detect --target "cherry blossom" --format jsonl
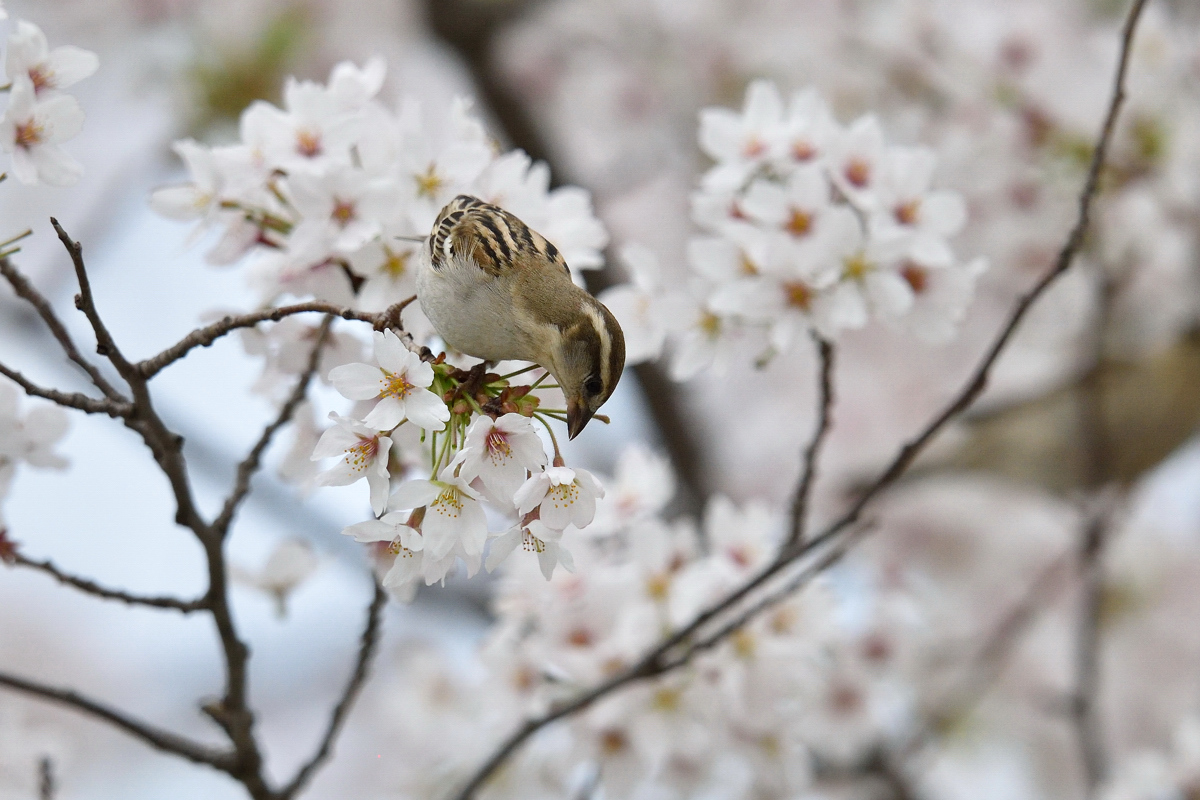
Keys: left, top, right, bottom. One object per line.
{"left": 343, "top": 512, "right": 427, "bottom": 599}
{"left": 327, "top": 330, "right": 449, "bottom": 432}
{"left": 0, "top": 81, "right": 85, "bottom": 186}
{"left": 4, "top": 20, "right": 97, "bottom": 96}
{"left": 309, "top": 413, "right": 393, "bottom": 515}
{"left": 698, "top": 79, "right": 784, "bottom": 192}
{"left": 486, "top": 520, "right": 575, "bottom": 580}
{"left": 388, "top": 469, "right": 488, "bottom": 563}
{"left": 514, "top": 465, "right": 605, "bottom": 532}
{"left": 455, "top": 413, "right": 548, "bottom": 505}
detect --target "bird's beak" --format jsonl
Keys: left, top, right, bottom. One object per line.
{"left": 567, "top": 399, "right": 594, "bottom": 440}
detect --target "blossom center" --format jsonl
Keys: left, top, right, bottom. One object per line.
{"left": 843, "top": 252, "right": 873, "bottom": 280}
{"left": 567, "top": 627, "right": 594, "bottom": 647}
{"left": 386, "top": 540, "right": 416, "bottom": 558}
{"left": 485, "top": 429, "right": 513, "bottom": 461}
{"left": 415, "top": 164, "right": 444, "bottom": 198}
{"left": 830, "top": 683, "right": 864, "bottom": 715}
{"left": 432, "top": 487, "right": 465, "bottom": 518}
{"left": 645, "top": 573, "right": 670, "bottom": 600}
{"left": 786, "top": 208, "right": 813, "bottom": 237}
{"left": 600, "top": 729, "right": 629, "bottom": 755}
{"left": 295, "top": 129, "right": 323, "bottom": 158}
{"left": 699, "top": 311, "right": 722, "bottom": 336}
{"left": 791, "top": 139, "right": 816, "bottom": 161}
{"left": 331, "top": 199, "right": 357, "bottom": 227}
{"left": 380, "top": 369, "right": 414, "bottom": 400}
{"left": 28, "top": 65, "right": 55, "bottom": 93}
{"left": 901, "top": 262, "right": 929, "bottom": 293}
{"left": 894, "top": 199, "right": 921, "bottom": 225}
{"left": 742, "top": 137, "right": 767, "bottom": 158}
{"left": 739, "top": 253, "right": 759, "bottom": 276}
{"left": 782, "top": 281, "right": 813, "bottom": 310}
{"left": 383, "top": 248, "right": 409, "bottom": 277}
{"left": 732, "top": 629, "right": 756, "bottom": 658}
{"left": 521, "top": 528, "right": 546, "bottom": 553}
{"left": 843, "top": 157, "right": 871, "bottom": 188}
{"left": 346, "top": 436, "right": 379, "bottom": 473}
{"left": 651, "top": 688, "right": 681, "bottom": 712}
{"left": 547, "top": 482, "right": 580, "bottom": 511}
{"left": 14, "top": 120, "right": 44, "bottom": 149}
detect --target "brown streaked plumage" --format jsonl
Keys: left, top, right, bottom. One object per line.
{"left": 417, "top": 195, "right": 625, "bottom": 439}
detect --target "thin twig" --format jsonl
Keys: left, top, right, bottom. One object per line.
{"left": 785, "top": 335, "right": 835, "bottom": 548}
{"left": 211, "top": 317, "right": 333, "bottom": 537}
{"left": 1073, "top": 510, "right": 1112, "bottom": 793}
{"left": 0, "top": 361, "right": 130, "bottom": 417}
{"left": 0, "top": 670, "right": 235, "bottom": 770}
{"left": 449, "top": 1, "right": 1149, "bottom": 794}
{"left": 0, "top": 258, "right": 125, "bottom": 401}
{"left": 137, "top": 297, "right": 415, "bottom": 379}
{"left": 38, "top": 756, "right": 55, "bottom": 800}
{"left": 1071, "top": 274, "right": 1120, "bottom": 796}
{"left": 51, "top": 219, "right": 137, "bottom": 381}
{"left": 279, "top": 578, "right": 388, "bottom": 799}
{"left": 10, "top": 552, "right": 208, "bottom": 613}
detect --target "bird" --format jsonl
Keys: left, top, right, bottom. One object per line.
{"left": 416, "top": 194, "right": 626, "bottom": 440}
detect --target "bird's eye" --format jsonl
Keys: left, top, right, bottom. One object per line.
{"left": 584, "top": 376, "right": 603, "bottom": 396}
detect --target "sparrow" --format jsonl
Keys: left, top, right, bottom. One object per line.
{"left": 416, "top": 194, "right": 626, "bottom": 440}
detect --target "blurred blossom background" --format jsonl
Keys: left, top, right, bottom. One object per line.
{"left": 1, "top": 0, "right": 1200, "bottom": 799}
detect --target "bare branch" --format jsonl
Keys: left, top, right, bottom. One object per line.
{"left": 449, "top": 1, "right": 1150, "bottom": 794}
{"left": 0, "top": 258, "right": 125, "bottom": 401}
{"left": 10, "top": 552, "right": 207, "bottom": 613}
{"left": 38, "top": 756, "right": 55, "bottom": 800}
{"left": 1073, "top": 509, "right": 1113, "bottom": 793}
{"left": 0, "top": 361, "right": 130, "bottom": 417}
{"left": 137, "top": 297, "right": 414, "bottom": 379}
{"left": 212, "top": 317, "right": 333, "bottom": 537}
{"left": 0, "top": 670, "right": 235, "bottom": 770}
{"left": 50, "top": 219, "right": 138, "bottom": 381}
{"left": 785, "top": 335, "right": 835, "bottom": 548}
{"left": 280, "top": 578, "right": 388, "bottom": 800}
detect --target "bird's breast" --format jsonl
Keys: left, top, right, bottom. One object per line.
{"left": 416, "top": 252, "right": 544, "bottom": 363}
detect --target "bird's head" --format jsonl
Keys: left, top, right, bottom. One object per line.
{"left": 547, "top": 297, "right": 626, "bottom": 440}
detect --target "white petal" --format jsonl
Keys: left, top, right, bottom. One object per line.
{"left": 389, "top": 480, "right": 441, "bottom": 510}
{"left": 329, "top": 362, "right": 385, "bottom": 400}
{"left": 342, "top": 519, "right": 395, "bottom": 543}
{"left": 401, "top": 388, "right": 450, "bottom": 431}
{"left": 362, "top": 396, "right": 407, "bottom": 431}
{"left": 485, "top": 528, "right": 521, "bottom": 572}
{"left": 45, "top": 46, "right": 99, "bottom": 89}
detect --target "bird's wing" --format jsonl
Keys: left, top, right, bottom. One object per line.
{"left": 430, "top": 194, "right": 571, "bottom": 279}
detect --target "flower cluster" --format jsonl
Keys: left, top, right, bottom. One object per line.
{"left": 0, "top": 19, "right": 97, "bottom": 186}
{"left": 601, "top": 80, "right": 985, "bottom": 378}
{"left": 0, "top": 379, "right": 69, "bottom": 534}
{"left": 314, "top": 330, "right": 604, "bottom": 600}
{"left": 376, "top": 444, "right": 928, "bottom": 797}
{"left": 150, "top": 59, "right": 616, "bottom": 596}
{"left": 150, "top": 58, "right": 607, "bottom": 320}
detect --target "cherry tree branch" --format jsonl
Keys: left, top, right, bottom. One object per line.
{"left": 0, "top": 361, "right": 130, "bottom": 416}
{"left": 450, "top": 0, "right": 1149, "bottom": 794}
{"left": 211, "top": 317, "right": 333, "bottom": 537}
{"left": 0, "top": 257, "right": 125, "bottom": 401}
{"left": 0, "top": 670, "right": 235, "bottom": 770}
{"left": 136, "top": 298, "right": 414, "bottom": 379}
{"left": 785, "top": 335, "right": 835, "bottom": 548}
{"left": 279, "top": 578, "right": 388, "bottom": 800}
{"left": 9, "top": 551, "right": 208, "bottom": 613}
{"left": 45, "top": 221, "right": 274, "bottom": 796}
